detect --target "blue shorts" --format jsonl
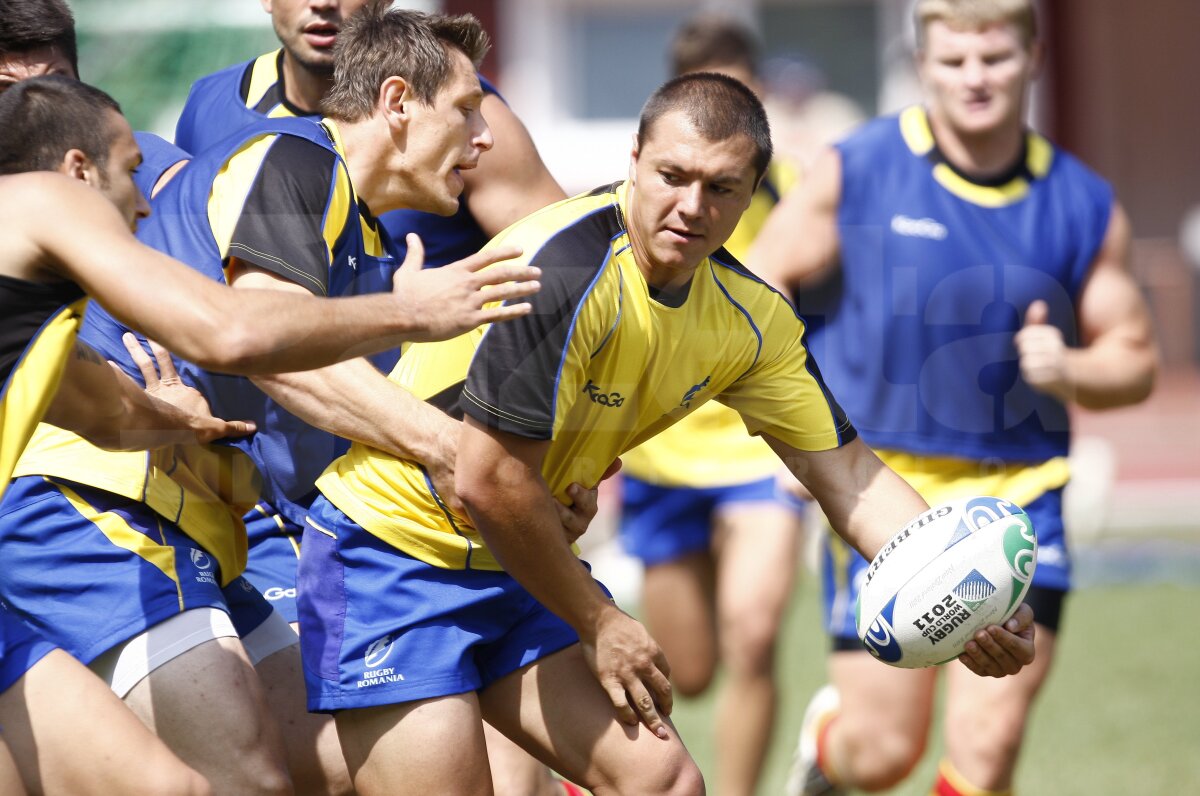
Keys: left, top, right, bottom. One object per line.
{"left": 0, "top": 476, "right": 274, "bottom": 663}
{"left": 0, "top": 605, "right": 56, "bottom": 694}
{"left": 822, "top": 487, "right": 1069, "bottom": 642}
{"left": 243, "top": 504, "right": 303, "bottom": 624}
{"left": 298, "top": 495, "right": 604, "bottom": 713}
{"left": 619, "top": 474, "right": 804, "bottom": 566}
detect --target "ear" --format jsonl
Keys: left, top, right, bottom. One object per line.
{"left": 628, "top": 132, "right": 641, "bottom": 183}
{"left": 380, "top": 75, "right": 412, "bottom": 126}
{"left": 58, "top": 148, "right": 92, "bottom": 184}
{"left": 1028, "top": 40, "right": 1046, "bottom": 80}
{"left": 259, "top": 0, "right": 273, "bottom": 14}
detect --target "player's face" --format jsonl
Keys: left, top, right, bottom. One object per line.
{"left": 263, "top": 0, "right": 370, "bottom": 73}
{"left": 401, "top": 48, "right": 493, "bottom": 216}
{"left": 0, "top": 46, "right": 75, "bottom": 92}
{"left": 918, "top": 21, "right": 1037, "bottom": 138}
{"left": 627, "top": 109, "right": 757, "bottom": 279}
{"left": 94, "top": 111, "right": 151, "bottom": 231}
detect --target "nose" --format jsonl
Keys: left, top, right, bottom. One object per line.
{"left": 135, "top": 187, "right": 151, "bottom": 220}
{"left": 963, "top": 56, "right": 986, "bottom": 89}
{"left": 676, "top": 182, "right": 703, "bottom": 220}
{"left": 472, "top": 110, "right": 494, "bottom": 153}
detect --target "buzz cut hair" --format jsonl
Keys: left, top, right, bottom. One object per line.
{"left": 0, "top": 0, "right": 79, "bottom": 75}
{"left": 637, "top": 72, "right": 773, "bottom": 183}
{"left": 669, "top": 13, "right": 761, "bottom": 79}
{"left": 322, "top": 2, "right": 490, "bottom": 123}
{"left": 913, "top": 0, "right": 1038, "bottom": 51}
{"left": 0, "top": 75, "right": 122, "bottom": 176}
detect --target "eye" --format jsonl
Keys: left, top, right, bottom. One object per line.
{"left": 709, "top": 183, "right": 733, "bottom": 196}
{"left": 659, "top": 171, "right": 680, "bottom": 185}
{"left": 939, "top": 57, "right": 965, "bottom": 68}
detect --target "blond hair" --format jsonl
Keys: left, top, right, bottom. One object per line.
{"left": 913, "top": 0, "right": 1038, "bottom": 50}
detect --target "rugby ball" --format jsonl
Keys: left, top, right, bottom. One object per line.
{"left": 855, "top": 496, "right": 1037, "bottom": 668}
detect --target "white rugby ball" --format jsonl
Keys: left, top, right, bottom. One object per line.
{"left": 855, "top": 496, "right": 1037, "bottom": 668}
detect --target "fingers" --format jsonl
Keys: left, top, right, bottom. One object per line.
{"left": 626, "top": 682, "right": 669, "bottom": 740}
{"left": 212, "top": 419, "right": 256, "bottom": 440}
{"left": 959, "top": 604, "right": 1037, "bottom": 677}
{"left": 146, "top": 338, "right": 178, "bottom": 381}
{"left": 122, "top": 332, "right": 159, "bottom": 386}
{"left": 1024, "top": 299, "right": 1049, "bottom": 326}
{"left": 566, "top": 482, "right": 599, "bottom": 524}
{"left": 478, "top": 276, "right": 541, "bottom": 304}
{"left": 458, "top": 245, "right": 524, "bottom": 273}
{"left": 475, "top": 303, "right": 534, "bottom": 324}
{"left": 602, "top": 680, "right": 639, "bottom": 728}
{"left": 396, "top": 233, "right": 427, "bottom": 276}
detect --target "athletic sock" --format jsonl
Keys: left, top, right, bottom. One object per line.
{"left": 931, "top": 759, "right": 1012, "bottom": 796}
{"left": 815, "top": 713, "right": 841, "bottom": 787}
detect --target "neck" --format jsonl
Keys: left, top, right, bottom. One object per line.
{"left": 926, "top": 109, "right": 1026, "bottom": 179}
{"left": 280, "top": 53, "right": 333, "bottom": 114}
{"left": 334, "top": 118, "right": 386, "bottom": 214}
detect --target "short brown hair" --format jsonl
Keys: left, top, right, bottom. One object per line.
{"left": 638, "top": 73, "right": 773, "bottom": 182}
{"left": 0, "top": 0, "right": 79, "bottom": 75}
{"left": 914, "top": 0, "right": 1038, "bottom": 50}
{"left": 669, "top": 14, "right": 760, "bottom": 78}
{"left": 0, "top": 75, "right": 121, "bottom": 176}
{"left": 322, "top": 3, "right": 490, "bottom": 123}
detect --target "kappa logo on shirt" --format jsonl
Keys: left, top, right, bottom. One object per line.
{"left": 347, "top": 255, "right": 358, "bottom": 270}
{"left": 582, "top": 379, "right": 625, "bottom": 408}
{"left": 890, "top": 214, "right": 948, "bottom": 240}
{"left": 679, "top": 375, "right": 712, "bottom": 409}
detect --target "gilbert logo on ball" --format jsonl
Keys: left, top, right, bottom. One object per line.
{"left": 855, "top": 496, "right": 1037, "bottom": 668}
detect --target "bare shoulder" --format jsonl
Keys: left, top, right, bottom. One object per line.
{"left": 0, "top": 172, "right": 125, "bottom": 283}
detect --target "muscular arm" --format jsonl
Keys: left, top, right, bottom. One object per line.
{"left": 456, "top": 417, "right": 673, "bottom": 736}
{"left": 13, "top": 173, "right": 536, "bottom": 375}
{"left": 765, "top": 434, "right": 1035, "bottom": 676}
{"left": 748, "top": 146, "right": 843, "bottom": 291}
{"left": 43, "top": 340, "right": 249, "bottom": 450}
{"left": 1015, "top": 203, "right": 1158, "bottom": 409}
{"left": 231, "top": 265, "right": 460, "bottom": 494}
{"left": 462, "top": 93, "right": 567, "bottom": 236}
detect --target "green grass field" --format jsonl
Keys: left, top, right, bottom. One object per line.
{"left": 666, "top": 577, "right": 1200, "bottom": 795}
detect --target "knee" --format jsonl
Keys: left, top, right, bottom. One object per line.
{"left": 670, "top": 658, "right": 715, "bottom": 697}
{"left": 843, "top": 723, "right": 926, "bottom": 792}
{"left": 719, "top": 616, "right": 778, "bottom": 677}
{"left": 140, "top": 763, "right": 213, "bottom": 796}
{"left": 600, "top": 743, "right": 705, "bottom": 796}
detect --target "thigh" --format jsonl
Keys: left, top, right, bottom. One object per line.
{"left": 480, "top": 644, "right": 702, "bottom": 795}
{"left": 713, "top": 498, "right": 802, "bottom": 655}
{"left": 336, "top": 693, "right": 492, "bottom": 796}
{"left": 1, "top": 649, "right": 203, "bottom": 796}
{"left": 829, "top": 649, "right": 938, "bottom": 742}
{"left": 123, "top": 635, "right": 288, "bottom": 786}
{"left": 639, "top": 551, "right": 716, "bottom": 691}
{"left": 0, "top": 736, "right": 25, "bottom": 796}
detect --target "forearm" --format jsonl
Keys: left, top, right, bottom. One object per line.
{"left": 458, "top": 431, "right": 613, "bottom": 635}
{"left": 1061, "top": 336, "right": 1157, "bottom": 409}
{"left": 45, "top": 348, "right": 195, "bottom": 450}
{"left": 252, "top": 357, "right": 454, "bottom": 464}
{"left": 768, "top": 437, "right": 928, "bottom": 559}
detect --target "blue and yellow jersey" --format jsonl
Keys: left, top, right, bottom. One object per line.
{"left": 131, "top": 131, "right": 189, "bottom": 202}
{"left": 622, "top": 159, "right": 797, "bottom": 487}
{"left": 175, "top": 50, "right": 498, "bottom": 269}
{"left": 0, "top": 276, "right": 85, "bottom": 500}
{"left": 316, "top": 181, "right": 855, "bottom": 570}
{"left": 14, "top": 116, "right": 395, "bottom": 581}
{"left": 801, "top": 105, "right": 1113, "bottom": 465}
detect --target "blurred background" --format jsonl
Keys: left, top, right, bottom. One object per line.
{"left": 71, "top": 0, "right": 1200, "bottom": 792}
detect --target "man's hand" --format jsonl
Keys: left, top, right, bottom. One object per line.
{"left": 579, "top": 605, "right": 674, "bottom": 739}
{"left": 1015, "top": 300, "right": 1071, "bottom": 402}
{"left": 121, "top": 333, "right": 255, "bottom": 444}
{"left": 957, "top": 602, "right": 1036, "bottom": 677}
{"left": 392, "top": 234, "right": 539, "bottom": 342}
{"left": 556, "top": 459, "right": 622, "bottom": 544}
